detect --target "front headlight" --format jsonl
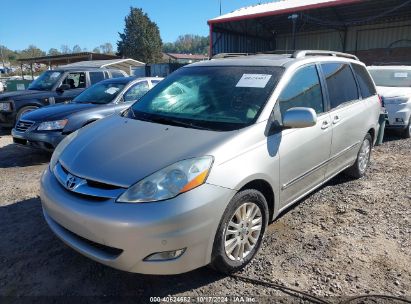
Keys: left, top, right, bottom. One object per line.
{"left": 117, "top": 156, "right": 214, "bottom": 203}
{"left": 0, "top": 101, "right": 12, "bottom": 111}
{"left": 49, "top": 130, "right": 79, "bottom": 170}
{"left": 38, "top": 119, "right": 68, "bottom": 131}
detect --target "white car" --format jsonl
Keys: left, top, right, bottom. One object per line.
{"left": 368, "top": 66, "right": 411, "bottom": 138}
{"left": 0, "top": 81, "right": 4, "bottom": 93}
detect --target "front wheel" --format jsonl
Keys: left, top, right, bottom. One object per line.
{"left": 16, "top": 106, "right": 39, "bottom": 123}
{"left": 210, "top": 189, "right": 268, "bottom": 274}
{"left": 345, "top": 134, "right": 372, "bottom": 179}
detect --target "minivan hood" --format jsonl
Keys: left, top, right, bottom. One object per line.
{"left": 376, "top": 86, "right": 411, "bottom": 98}
{"left": 0, "top": 89, "right": 44, "bottom": 100}
{"left": 21, "top": 103, "right": 96, "bottom": 122}
{"left": 59, "top": 115, "right": 236, "bottom": 187}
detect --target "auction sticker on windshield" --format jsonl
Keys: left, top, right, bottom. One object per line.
{"left": 236, "top": 74, "right": 272, "bottom": 88}
{"left": 105, "top": 87, "right": 120, "bottom": 95}
{"left": 394, "top": 72, "right": 408, "bottom": 78}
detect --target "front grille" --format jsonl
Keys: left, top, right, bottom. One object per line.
{"left": 54, "top": 162, "right": 125, "bottom": 199}
{"left": 15, "top": 120, "right": 34, "bottom": 132}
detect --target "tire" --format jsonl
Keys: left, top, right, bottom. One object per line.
{"left": 402, "top": 117, "right": 411, "bottom": 139}
{"left": 16, "top": 106, "right": 39, "bottom": 124}
{"left": 345, "top": 134, "right": 372, "bottom": 179}
{"left": 210, "top": 189, "right": 268, "bottom": 274}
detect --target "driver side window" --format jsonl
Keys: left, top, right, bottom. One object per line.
{"left": 123, "top": 81, "right": 149, "bottom": 102}
{"left": 278, "top": 65, "right": 324, "bottom": 116}
{"left": 62, "top": 72, "right": 86, "bottom": 89}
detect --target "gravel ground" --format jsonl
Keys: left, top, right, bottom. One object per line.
{"left": 0, "top": 128, "right": 410, "bottom": 303}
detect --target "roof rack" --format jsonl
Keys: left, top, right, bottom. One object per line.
{"left": 292, "top": 50, "right": 359, "bottom": 61}
{"left": 212, "top": 53, "right": 256, "bottom": 59}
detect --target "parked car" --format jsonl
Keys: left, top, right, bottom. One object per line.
{"left": 0, "top": 81, "right": 3, "bottom": 93}
{"left": 40, "top": 51, "right": 380, "bottom": 275}
{"left": 368, "top": 66, "right": 411, "bottom": 138}
{"left": 11, "top": 77, "right": 162, "bottom": 151}
{"left": 0, "top": 67, "right": 127, "bottom": 128}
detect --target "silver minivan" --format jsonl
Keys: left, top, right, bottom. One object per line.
{"left": 40, "top": 51, "right": 381, "bottom": 274}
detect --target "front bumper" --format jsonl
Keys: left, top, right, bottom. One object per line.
{"left": 12, "top": 128, "right": 65, "bottom": 151}
{"left": 40, "top": 168, "right": 235, "bottom": 274}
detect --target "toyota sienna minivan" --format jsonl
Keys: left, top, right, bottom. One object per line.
{"left": 40, "top": 50, "right": 381, "bottom": 274}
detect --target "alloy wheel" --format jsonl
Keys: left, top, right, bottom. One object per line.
{"left": 224, "top": 202, "right": 262, "bottom": 261}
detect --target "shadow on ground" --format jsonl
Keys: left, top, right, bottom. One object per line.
{"left": 0, "top": 144, "right": 50, "bottom": 168}
{"left": 382, "top": 129, "right": 407, "bottom": 143}
{"left": 0, "top": 197, "right": 225, "bottom": 297}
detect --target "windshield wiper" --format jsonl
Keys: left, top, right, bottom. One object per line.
{"left": 148, "top": 116, "right": 212, "bottom": 130}
{"left": 133, "top": 112, "right": 210, "bottom": 130}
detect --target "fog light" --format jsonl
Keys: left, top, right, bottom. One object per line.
{"left": 144, "top": 248, "right": 186, "bottom": 261}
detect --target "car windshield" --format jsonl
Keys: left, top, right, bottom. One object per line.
{"left": 28, "top": 70, "right": 63, "bottom": 90}
{"left": 127, "top": 66, "right": 283, "bottom": 131}
{"left": 73, "top": 82, "right": 126, "bottom": 104}
{"left": 369, "top": 69, "right": 411, "bottom": 87}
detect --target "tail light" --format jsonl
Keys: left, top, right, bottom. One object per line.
{"left": 378, "top": 94, "right": 384, "bottom": 107}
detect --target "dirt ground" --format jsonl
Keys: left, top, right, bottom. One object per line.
{"left": 0, "top": 128, "right": 410, "bottom": 303}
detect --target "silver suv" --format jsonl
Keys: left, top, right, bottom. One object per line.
{"left": 40, "top": 50, "right": 381, "bottom": 274}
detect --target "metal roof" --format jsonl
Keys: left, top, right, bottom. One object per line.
{"left": 62, "top": 58, "right": 145, "bottom": 69}
{"left": 61, "top": 59, "right": 145, "bottom": 76}
{"left": 208, "top": 0, "right": 362, "bottom": 24}
{"left": 17, "top": 52, "right": 120, "bottom": 65}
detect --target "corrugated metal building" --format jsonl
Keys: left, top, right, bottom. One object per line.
{"left": 208, "top": 0, "right": 411, "bottom": 64}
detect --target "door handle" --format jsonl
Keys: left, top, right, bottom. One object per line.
{"left": 321, "top": 120, "right": 330, "bottom": 130}
{"left": 333, "top": 115, "right": 341, "bottom": 124}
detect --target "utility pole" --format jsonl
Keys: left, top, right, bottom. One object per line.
{"left": 219, "top": 0, "right": 222, "bottom": 15}
{"left": 288, "top": 14, "right": 298, "bottom": 51}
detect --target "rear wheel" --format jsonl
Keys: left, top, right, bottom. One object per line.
{"left": 345, "top": 134, "right": 372, "bottom": 179}
{"left": 16, "top": 106, "right": 39, "bottom": 124}
{"left": 210, "top": 189, "right": 268, "bottom": 274}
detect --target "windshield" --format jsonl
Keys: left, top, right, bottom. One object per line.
{"left": 28, "top": 70, "right": 63, "bottom": 90}
{"left": 73, "top": 82, "right": 126, "bottom": 104}
{"left": 127, "top": 66, "right": 283, "bottom": 131}
{"left": 369, "top": 69, "right": 411, "bottom": 87}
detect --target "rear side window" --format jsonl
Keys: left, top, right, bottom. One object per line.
{"left": 111, "top": 71, "right": 125, "bottom": 78}
{"left": 352, "top": 64, "right": 376, "bottom": 98}
{"left": 278, "top": 65, "right": 324, "bottom": 115}
{"left": 321, "top": 63, "right": 359, "bottom": 109}
{"left": 89, "top": 72, "right": 105, "bottom": 85}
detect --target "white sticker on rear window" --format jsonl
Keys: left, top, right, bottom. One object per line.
{"left": 105, "top": 87, "right": 120, "bottom": 95}
{"left": 236, "top": 74, "right": 272, "bottom": 88}
{"left": 394, "top": 72, "right": 408, "bottom": 78}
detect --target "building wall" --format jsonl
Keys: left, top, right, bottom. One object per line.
{"left": 212, "top": 20, "right": 411, "bottom": 64}
{"left": 276, "top": 20, "right": 411, "bottom": 53}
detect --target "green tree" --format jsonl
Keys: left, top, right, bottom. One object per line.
{"left": 60, "top": 45, "right": 71, "bottom": 54}
{"left": 163, "top": 34, "right": 209, "bottom": 54}
{"left": 19, "top": 45, "right": 45, "bottom": 59}
{"left": 72, "top": 45, "right": 82, "bottom": 53}
{"left": 48, "top": 48, "right": 61, "bottom": 56}
{"left": 117, "top": 7, "right": 163, "bottom": 63}
{"left": 93, "top": 47, "right": 101, "bottom": 53}
{"left": 100, "top": 42, "right": 114, "bottom": 54}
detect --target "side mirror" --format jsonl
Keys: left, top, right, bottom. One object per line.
{"left": 57, "top": 84, "right": 70, "bottom": 92}
{"left": 282, "top": 107, "right": 317, "bottom": 129}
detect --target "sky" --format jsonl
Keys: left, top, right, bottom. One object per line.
{"left": 0, "top": 0, "right": 271, "bottom": 52}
